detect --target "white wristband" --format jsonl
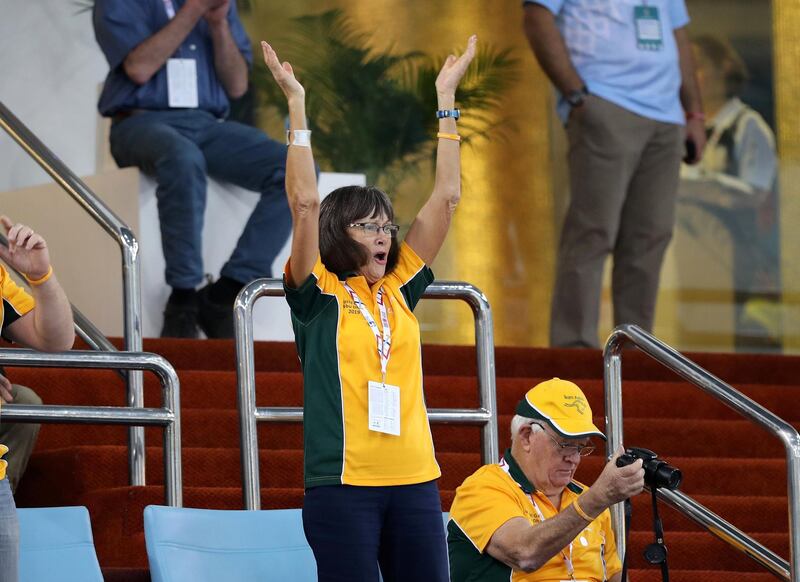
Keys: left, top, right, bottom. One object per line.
{"left": 286, "top": 129, "right": 312, "bottom": 148}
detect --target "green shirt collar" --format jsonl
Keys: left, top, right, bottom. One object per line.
{"left": 502, "top": 448, "right": 536, "bottom": 494}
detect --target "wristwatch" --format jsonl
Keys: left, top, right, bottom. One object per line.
{"left": 436, "top": 108, "right": 461, "bottom": 120}
{"left": 565, "top": 86, "right": 589, "bottom": 109}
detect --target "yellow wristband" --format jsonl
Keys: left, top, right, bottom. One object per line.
{"left": 573, "top": 497, "right": 596, "bottom": 522}
{"left": 437, "top": 132, "right": 461, "bottom": 142}
{"left": 24, "top": 265, "right": 53, "bottom": 287}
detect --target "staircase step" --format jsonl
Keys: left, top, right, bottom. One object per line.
{"left": 17, "top": 446, "right": 485, "bottom": 497}
{"left": 18, "top": 443, "right": 796, "bottom": 503}
{"left": 628, "top": 494, "right": 789, "bottom": 534}
{"left": 628, "top": 571, "right": 778, "bottom": 582}
{"left": 17, "top": 365, "right": 800, "bottom": 423}
{"left": 494, "top": 416, "right": 790, "bottom": 458}
{"left": 129, "top": 338, "right": 800, "bottom": 388}
{"left": 574, "top": 457, "right": 789, "bottom": 497}
{"left": 626, "top": 530, "right": 787, "bottom": 572}
{"left": 30, "top": 413, "right": 792, "bottom": 461}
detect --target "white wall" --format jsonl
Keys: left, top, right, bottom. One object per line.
{"left": 0, "top": 0, "right": 108, "bottom": 191}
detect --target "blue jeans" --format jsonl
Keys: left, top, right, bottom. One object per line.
{"left": 302, "top": 481, "right": 448, "bottom": 582}
{"left": 0, "top": 478, "right": 19, "bottom": 582}
{"left": 110, "top": 109, "right": 291, "bottom": 288}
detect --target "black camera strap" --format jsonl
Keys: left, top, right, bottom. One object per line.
{"left": 618, "top": 489, "right": 670, "bottom": 582}
{"left": 619, "top": 498, "right": 633, "bottom": 582}
{"left": 645, "top": 487, "right": 670, "bottom": 582}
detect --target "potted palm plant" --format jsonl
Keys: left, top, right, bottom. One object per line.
{"left": 252, "top": 9, "right": 518, "bottom": 189}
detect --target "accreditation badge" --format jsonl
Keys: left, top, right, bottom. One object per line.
{"left": 368, "top": 380, "right": 400, "bottom": 436}
{"left": 166, "top": 58, "right": 199, "bottom": 108}
{"left": 634, "top": 5, "right": 663, "bottom": 51}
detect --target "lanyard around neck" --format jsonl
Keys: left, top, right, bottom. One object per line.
{"left": 531, "top": 497, "right": 576, "bottom": 581}
{"left": 342, "top": 283, "right": 391, "bottom": 383}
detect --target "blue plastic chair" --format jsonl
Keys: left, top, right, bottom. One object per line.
{"left": 18, "top": 506, "right": 103, "bottom": 582}
{"left": 144, "top": 505, "right": 317, "bottom": 582}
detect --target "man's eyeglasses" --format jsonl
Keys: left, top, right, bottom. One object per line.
{"left": 533, "top": 423, "right": 595, "bottom": 457}
{"left": 347, "top": 222, "right": 400, "bottom": 236}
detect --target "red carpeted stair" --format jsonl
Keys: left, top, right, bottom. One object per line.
{"left": 11, "top": 338, "right": 800, "bottom": 581}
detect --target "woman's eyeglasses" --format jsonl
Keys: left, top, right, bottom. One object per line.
{"left": 347, "top": 222, "right": 400, "bottom": 235}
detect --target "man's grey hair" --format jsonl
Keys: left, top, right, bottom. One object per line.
{"left": 510, "top": 415, "right": 544, "bottom": 441}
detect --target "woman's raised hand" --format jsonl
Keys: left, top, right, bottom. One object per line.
{"left": 435, "top": 35, "right": 478, "bottom": 96}
{"left": 260, "top": 41, "right": 305, "bottom": 102}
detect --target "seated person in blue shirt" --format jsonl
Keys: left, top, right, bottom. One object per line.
{"left": 93, "top": 0, "right": 291, "bottom": 338}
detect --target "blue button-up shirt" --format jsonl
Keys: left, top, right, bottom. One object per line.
{"left": 525, "top": 0, "right": 689, "bottom": 125}
{"left": 94, "top": 0, "right": 253, "bottom": 117}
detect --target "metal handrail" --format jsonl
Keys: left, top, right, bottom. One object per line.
{"left": 0, "top": 348, "right": 182, "bottom": 506}
{"left": 0, "top": 101, "right": 146, "bottom": 486}
{"left": 604, "top": 324, "right": 798, "bottom": 581}
{"left": 234, "top": 278, "right": 498, "bottom": 510}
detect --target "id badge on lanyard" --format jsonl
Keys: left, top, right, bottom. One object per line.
{"left": 343, "top": 283, "right": 402, "bottom": 436}
{"left": 162, "top": 0, "right": 199, "bottom": 108}
{"left": 634, "top": 3, "right": 663, "bottom": 51}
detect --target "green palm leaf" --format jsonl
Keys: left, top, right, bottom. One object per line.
{"left": 253, "top": 9, "right": 519, "bottom": 186}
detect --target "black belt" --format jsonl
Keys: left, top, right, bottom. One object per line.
{"left": 111, "top": 109, "right": 145, "bottom": 124}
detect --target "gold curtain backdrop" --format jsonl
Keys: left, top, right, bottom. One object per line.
{"left": 243, "top": 0, "right": 799, "bottom": 352}
{"left": 774, "top": 0, "right": 800, "bottom": 352}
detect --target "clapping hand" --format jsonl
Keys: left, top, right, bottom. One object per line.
{"left": 203, "top": 0, "right": 230, "bottom": 26}
{"left": 435, "top": 35, "right": 478, "bottom": 97}
{"left": 260, "top": 41, "right": 305, "bottom": 103}
{"left": 0, "top": 216, "right": 51, "bottom": 281}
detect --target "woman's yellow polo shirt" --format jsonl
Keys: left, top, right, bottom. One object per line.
{"left": 284, "top": 242, "right": 440, "bottom": 488}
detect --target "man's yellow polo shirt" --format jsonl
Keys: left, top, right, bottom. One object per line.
{"left": 0, "top": 264, "right": 36, "bottom": 481}
{"left": 448, "top": 448, "right": 621, "bottom": 582}
{"left": 0, "top": 264, "right": 34, "bottom": 334}
{"left": 284, "top": 242, "right": 440, "bottom": 488}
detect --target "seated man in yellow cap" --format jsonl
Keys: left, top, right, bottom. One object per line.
{"left": 447, "top": 378, "right": 645, "bottom": 581}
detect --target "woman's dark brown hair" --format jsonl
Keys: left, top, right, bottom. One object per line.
{"left": 319, "top": 185, "right": 400, "bottom": 276}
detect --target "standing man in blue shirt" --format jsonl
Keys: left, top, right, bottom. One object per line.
{"left": 94, "top": 0, "right": 291, "bottom": 338}
{"left": 523, "top": 0, "right": 707, "bottom": 348}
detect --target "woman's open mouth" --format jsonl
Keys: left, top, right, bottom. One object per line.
{"left": 374, "top": 251, "right": 387, "bottom": 265}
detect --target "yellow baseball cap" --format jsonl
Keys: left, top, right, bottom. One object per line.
{"left": 515, "top": 378, "right": 605, "bottom": 440}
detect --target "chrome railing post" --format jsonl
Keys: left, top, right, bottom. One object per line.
{"left": 783, "top": 430, "right": 800, "bottom": 581}
{"left": 121, "top": 227, "right": 146, "bottom": 487}
{"left": 234, "top": 279, "right": 279, "bottom": 510}
{"left": 151, "top": 351, "right": 183, "bottom": 507}
{"left": 603, "top": 323, "right": 799, "bottom": 581}
{"left": 424, "top": 282, "right": 498, "bottom": 464}
{"left": 234, "top": 279, "right": 498, "bottom": 510}
{"left": 0, "top": 101, "right": 146, "bottom": 486}
{"left": 602, "top": 333, "right": 626, "bottom": 558}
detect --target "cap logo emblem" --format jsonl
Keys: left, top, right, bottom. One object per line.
{"left": 563, "top": 395, "right": 587, "bottom": 415}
